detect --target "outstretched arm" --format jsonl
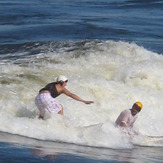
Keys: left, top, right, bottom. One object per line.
{"left": 62, "top": 88, "right": 94, "bottom": 104}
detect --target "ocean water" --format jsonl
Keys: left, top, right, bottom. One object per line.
{"left": 0, "top": 0, "right": 163, "bottom": 162}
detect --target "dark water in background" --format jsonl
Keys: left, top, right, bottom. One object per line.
{"left": 0, "top": 0, "right": 163, "bottom": 163}
{"left": 0, "top": 132, "right": 163, "bottom": 163}
{"left": 0, "top": 0, "right": 163, "bottom": 54}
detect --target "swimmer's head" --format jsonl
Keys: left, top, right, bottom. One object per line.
{"left": 135, "top": 101, "right": 143, "bottom": 109}
{"left": 56, "top": 75, "right": 68, "bottom": 85}
{"left": 133, "top": 101, "right": 143, "bottom": 112}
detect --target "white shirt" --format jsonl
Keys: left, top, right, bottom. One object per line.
{"left": 115, "top": 109, "right": 138, "bottom": 127}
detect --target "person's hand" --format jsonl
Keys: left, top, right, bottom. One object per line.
{"left": 84, "top": 101, "right": 94, "bottom": 104}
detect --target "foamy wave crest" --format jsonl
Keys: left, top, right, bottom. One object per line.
{"left": 0, "top": 40, "right": 163, "bottom": 149}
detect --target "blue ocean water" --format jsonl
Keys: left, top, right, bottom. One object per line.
{"left": 0, "top": 0, "right": 163, "bottom": 53}
{"left": 0, "top": 0, "right": 163, "bottom": 163}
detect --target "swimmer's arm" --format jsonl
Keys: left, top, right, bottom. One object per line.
{"left": 120, "top": 121, "right": 134, "bottom": 139}
{"left": 117, "top": 111, "right": 129, "bottom": 128}
{"left": 120, "top": 121, "right": 127, "bottom": 128}
{"left": 121, "top": 121, "right": 139, "bottom": 138}
{"left": 62, "top": 88, "right": 94, "bottom": 104}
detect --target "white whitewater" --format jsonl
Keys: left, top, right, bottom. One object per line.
{"left": 0, "top": 40, "right": 163, "bottom": 149}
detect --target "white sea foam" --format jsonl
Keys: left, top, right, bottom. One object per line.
{"left": 0, "top": 40, "right": 163, "bottom": 149}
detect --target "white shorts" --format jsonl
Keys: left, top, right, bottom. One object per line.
{"left": 35, "top": 93, "right": 62, "bottom": 117}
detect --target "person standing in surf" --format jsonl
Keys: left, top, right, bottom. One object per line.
{"left": 35, "top": 75, "right": 94, "bottom": 119}
{"left": 115, "top": 102, "right": 143, "bottom": 137}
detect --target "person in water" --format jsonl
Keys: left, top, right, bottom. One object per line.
{"left": 115, "top": 102, "right": 143, "bottom": 137}
{"left": 35, "top": 75, "right": 94, "bottom": 119}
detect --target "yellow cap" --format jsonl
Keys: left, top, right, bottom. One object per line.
{"left": 135, "top": 101, "right": 143, "bottom": 109}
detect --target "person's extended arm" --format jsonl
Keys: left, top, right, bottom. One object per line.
{"left": 62, "top": 88, "right": 94, "bottom": 104}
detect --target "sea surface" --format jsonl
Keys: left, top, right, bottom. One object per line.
{"left": 0, "top": 0, "right": 163, "bottom": 162}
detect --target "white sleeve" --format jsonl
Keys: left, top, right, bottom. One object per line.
{"left": 121, "top": 110, "right": 130, "bottom": 125}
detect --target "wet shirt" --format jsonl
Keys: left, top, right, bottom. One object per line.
{"left": 39, "top": 82, "right": 60, "bottom": 98}
{"left": 115, "top": 109, "right": 138, "bottom": 127}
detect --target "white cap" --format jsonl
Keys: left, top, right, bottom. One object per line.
{"left": 56, "top": 75, "right": 68, "bottom": 82}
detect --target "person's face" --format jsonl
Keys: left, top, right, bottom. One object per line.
{"left": 63, "top": 80, "right": 68, "bottom": 86}
{"left": 131, "top": 104, "right": 141, "bottom": 116}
